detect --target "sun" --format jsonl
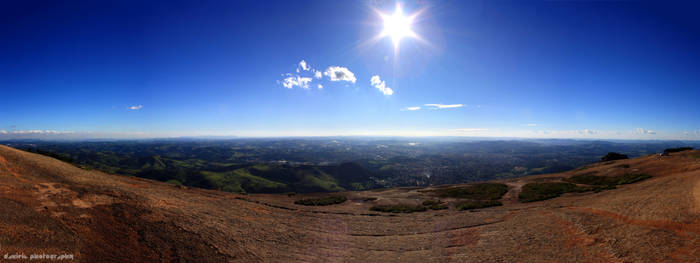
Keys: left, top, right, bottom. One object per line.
{"left": 379, "top": 3, "right": 417, "bottom": 48}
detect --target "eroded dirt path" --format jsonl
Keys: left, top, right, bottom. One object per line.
{"left": 501, "top": 180, "right": 525, "bottom": 205}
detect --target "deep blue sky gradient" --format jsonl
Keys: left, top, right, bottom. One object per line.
{"left": 1, "top": 0, "right": 699, "bottom": 139}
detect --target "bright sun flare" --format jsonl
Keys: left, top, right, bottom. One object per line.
{"left": 380, "top": 4, "right": 416, "bottom": 48}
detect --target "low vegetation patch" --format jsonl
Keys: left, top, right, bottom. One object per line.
{"left": 422, "top": 200, "right": 448, "bottom": 210}
{"left": 361, "top": 197, "right": 378, "bottom": 202}
{"left": 664, "top": 147, "right": 693, "bottom": 153}
{"left": 518, "top": 182, "right": 588, "bottom": 203}
{"left": 428, "top": 203, "right": 448, "bottom": 210}
{"left": 520, "top": 173, "right": 653, "bottom": 202}
{"left": 615, "top": 173, "right": 652, "bottom": 185}
{"left": 600, "top": 152, "right": 628, "bottom": 162}
{"left": 456, "top": 200, "right": 502, "bottom": 211}
{"left": 166, "top": 179, "right": 183, "bottom": 186}
{"left": 422, "top": 200, "right": 440, "bottom": 206}
{"left": 23, "top": 148, "right": 75, "bottom": 163}
{"left": 565, "top": 173, "right": 652, "bottom": 188}
{"left": 370, "top": 204, "right": 427, "bottom": 213}
{"left": 294, "top": 196, "right": 347, "bottom": 206}
{"left": 435, "top": 183, "right": 509, "bottom": 200}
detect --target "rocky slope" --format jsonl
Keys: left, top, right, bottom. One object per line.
{"left": 0, "top": 145, "right": 698, "bottom": 262}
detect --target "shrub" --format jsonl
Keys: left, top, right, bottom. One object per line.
{"left": 370, "top": 204, "right": 427, "bottom": 213}
{"left": 294, "top": 196, "right": 347, "bottom": 206}
{"left": 456, "top": 200, "right": 502, "bottom": 211}
{"left": 600, "top": 152, "right": 628, "bottom": 162}
{"left": 435, "top": 183, "right": 509, "bottom": 200}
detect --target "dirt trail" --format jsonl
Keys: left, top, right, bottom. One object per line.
{"left": 501, "top": 181, "right": 525, "bottom": 205}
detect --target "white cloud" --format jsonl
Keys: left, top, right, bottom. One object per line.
{"left": 635, "top": 128, "right": 656, "bottom": 135}
{"left": 324, "top": 66, "right": 356, "bottom": 83}
{"left": 281, "top": 59, "right": 322, "bottom": 89}
{"left": 579, "top": 129, "right": 598, "bottom": 135}
{"left": 424, "top": 104, "right": 464, "bottom": 109}
{"left": 282, "top": 76, "right": 313, "bottom": 89}
{"left": 402, "top": 106, "right": 421, "bottom": 111}
{"left": 128, "top": 105, "right": 143, "bottom": 110}
{"left": 401, "top": 104, "right": 464, "bottom": 111}
{"left": 299, "top": 60, "right": 310, "bottom": 71}
{"left": 370, "top": 75, "right": 394, "bottom": 95}
{"left": 454, "top": 128, "right": 489, "bottom": 132}
{"left": 527, "top": 123, "right": 537, "bottom": 127}
{"left": 317, "top": 84, "right": 323, "bottom": 89}
{"left": 5, "top": 130, "right": 75, "bottom": 135}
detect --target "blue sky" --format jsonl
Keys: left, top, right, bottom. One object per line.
{"left": 1, "top": 0, "right": 699, "bottom": 140}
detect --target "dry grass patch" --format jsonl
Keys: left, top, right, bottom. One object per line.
{"left": 434, "top": 183, "right": 508, "bottom": 200}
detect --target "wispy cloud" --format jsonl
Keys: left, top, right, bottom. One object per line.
{"left": 282, "top": 76, "right": 313, "bottom": 89}
{"left": 314, "top": 71, "right": 322, "bottom": 79}
{"left": 635, "top": 128, "right": 656, "bottom": 135}
{"left": 317, "top": 84, "right": 323, "bottom": 89}
{"left": 401, "top": 106, "right": 421, "bottom": 111}
{"left": 526, "top": 123, "right": 537, "bottom": 127}
{"left": 128, "top": 105, "right": 143, "bottom": 110}
{"left": 2, "top": 130, "right": 75, "bottom": 135}
{"left": 454, "top": 128, "right": 489, "bottom": 132}
{"left": 402, "top": 104, "right": 464, "bottom": 111}
{"left": 424, "top": 104, "right": 464, "bottom": 109}
{"left": 324, "top": 66, "right": 356, "bottom": 83}
{"left": 370, "top": 75, "right": 393, "bottom": 95}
